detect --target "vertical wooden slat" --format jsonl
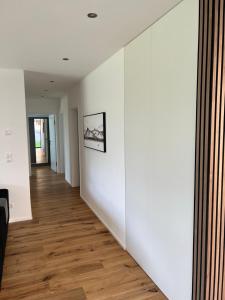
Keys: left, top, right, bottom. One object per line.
{"left": 206, "top": 0, "right": 218, "bottom": 297}
{"left": 214, "top": 2, "right": 225, "bottom": 299}
{"left": 220, "top": 138, "right": 225, "bottom": 299}
{"left": 210, "top": 0, "right": 222, "bottom": 298}
{"left": 218, "top": 27, "right": 225, "bottom": 295}
{"left": 201, "top": 0, "right": 213, "bottom": 297}
{"left": 197, "top": 0, "right": 208, "bottom": 297}
{"left": 193, "top": 0, "right": 225, "bottom": 299}
{"left": 192, "top": 0, "right": 203, "bottom": 296}
{"left": 223, "top": 255, "right": 225, "bottom": 298}
{"left": 217, "top": 2, "right": 225, "bottom": 298}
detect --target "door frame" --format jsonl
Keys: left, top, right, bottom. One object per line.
{"left": 28, "top": 117, "right": 51, "bottom": 167}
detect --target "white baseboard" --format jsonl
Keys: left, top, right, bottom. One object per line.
{"left": 9, "top": 216, "right": 33, "bottom": 224}
{"left": 80, "top": 193, "right": 126, "bottom": 250}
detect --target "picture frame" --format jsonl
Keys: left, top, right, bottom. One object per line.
{"left": 83, "top": 112, "right": 106, "bottom": 153}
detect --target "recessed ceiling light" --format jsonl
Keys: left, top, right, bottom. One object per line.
{"left": 62, "top": 57, "right": 70, "bottom": 61}
{"left": 87, "top": 13, "right": 98, "bottom": 18}
{"left": 50, "top": 80, "right": 55, "bottom": 83}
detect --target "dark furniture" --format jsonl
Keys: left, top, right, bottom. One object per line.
{"left": 0, "top": 189, "right": 9, "bottom": 288}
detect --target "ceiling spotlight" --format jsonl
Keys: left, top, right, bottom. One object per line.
{"left": 62, "top": 57, "right": 70, "bottom": 61}
{"left": 87, "top": 13, "right": 98, "bottom": 18}
{"left": 50, "top": 80, "right": 55, "bottom": 83}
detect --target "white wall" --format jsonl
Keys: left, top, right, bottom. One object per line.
{"left": 67, "top": 86, "right": 80, "bottom": 187}
{"left": 124, "top": 0, "right": 198, "bottom": 299}
{"left": 69, "top": 108, "right": 80, "bottom": 187}
{"left": 59, "top": 86, "right": 81, "bottom": 187}
{"left": 49, "top": 114, "right": 58, "bottom": 172}
{"left": 77, "top": 49, "right": 126, "bottom": 247}
{"left": 59, "top": 96, "right": 71, "bottom": 184}
{"left": 0, "top": 69, "right": 32, "bottom": 222}
{"left": 58, "top": 113, "right": 65, "bottom": 174}
{"left": 26, "top": 97, "right": 60, "bottom": 115}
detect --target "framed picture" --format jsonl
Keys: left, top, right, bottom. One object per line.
{"left": 83, "top": 112, "right": 106, "bottom": 152}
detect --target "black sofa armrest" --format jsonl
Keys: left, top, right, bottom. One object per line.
{"left": 0, "top": 190, "right": 8, "bottom": 200}
{"left": 0, "top": 206, "right": 8, "bottom": 288}
{"left": 0, "top": 189, "right": 9, "bottom": 223}
{"left": 0, "top": 190, "right": 9, "bottom": 288}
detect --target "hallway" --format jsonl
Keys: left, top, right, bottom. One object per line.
{"left": 0, "top": 168, "right": 166, "bottom": 300}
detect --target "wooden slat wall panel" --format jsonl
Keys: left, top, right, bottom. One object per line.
{"left": 193, "top": 0, "right": 225, "bottom": 299}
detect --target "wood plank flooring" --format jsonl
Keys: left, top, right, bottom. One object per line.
{"left": 0, "top": 167, "right": 167, "bottom": 300}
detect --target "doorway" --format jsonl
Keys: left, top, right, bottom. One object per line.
{"left": 29, "top": 117, "right": 50, "bottom": 166}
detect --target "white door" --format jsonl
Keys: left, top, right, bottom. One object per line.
{"left": 49, "top": 115, "right": 57, "bottom": 172}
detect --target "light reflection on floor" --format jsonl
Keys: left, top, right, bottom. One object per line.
{"left": 36, "top": 148, "right": 48, "bottom": 164}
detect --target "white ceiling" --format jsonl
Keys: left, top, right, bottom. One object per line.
{"left": 0, "top": 0, "right": 182, "bottom": 98}
{"left": 24, "top": 71, "right": 76, "bottom": 99}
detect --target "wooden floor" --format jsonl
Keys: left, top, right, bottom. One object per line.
{"left": 0, "top": 167, "right": 167, "bottom": 300}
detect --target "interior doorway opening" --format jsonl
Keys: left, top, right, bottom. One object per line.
{"left": 34, "top": 118, "right": 48, "bottom": 164}
{"left": 29, "top": 117, "right": 50, "bottom": 166}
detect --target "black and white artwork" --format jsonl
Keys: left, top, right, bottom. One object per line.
{"left": 83, "top": 112, "right": 106, "bottom": 152}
